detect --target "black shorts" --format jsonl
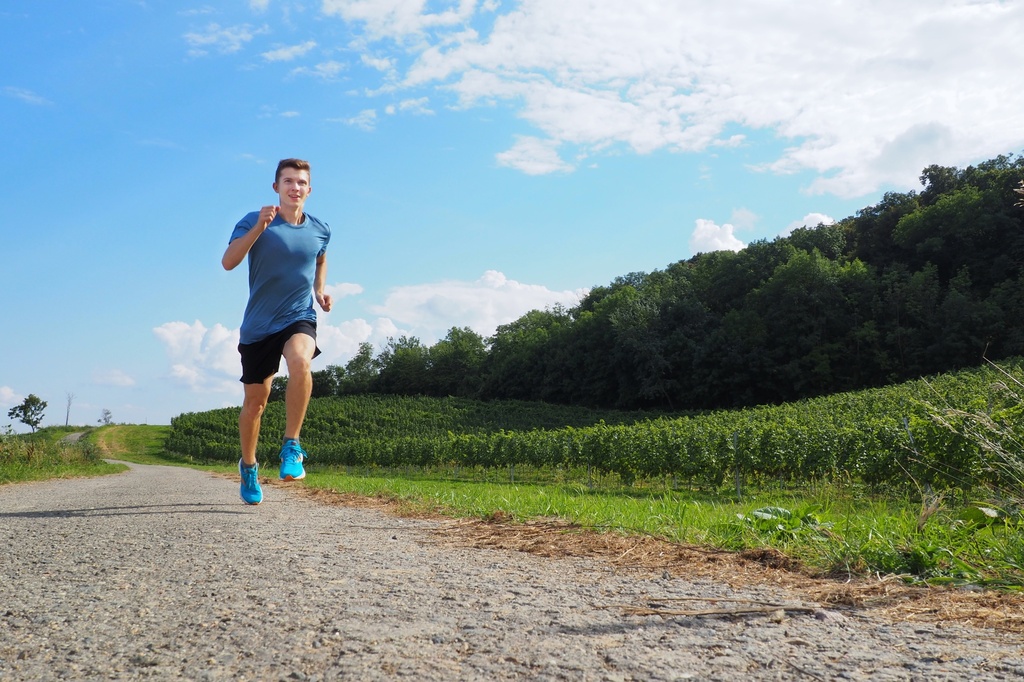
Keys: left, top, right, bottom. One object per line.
{"left": 238, "top": 319, "right": 321, "bottom": 384}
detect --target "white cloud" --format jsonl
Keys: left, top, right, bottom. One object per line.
{"left": 262, "top": 40, "right": 317, "bottom": 62}
{"left": 322, "top": 0, "right": 476, "bottom": 39}
{"left": 332, "top": 108, "right": 378, "bottom": 130}
{"left": 315, "top": 317, "right": 400, "bottom": 361}
{"left": 730, "top": 208, "right": 758, "bottom": 232}
{"left": 782, "top": 212, "right": 836, "bottom": 238}
{"left": 250, "top": 0, "right": 270, "bottom": 11}
{"left": 386, "top": 98, "right": 434, "bottom": 115}
{"left": 496, "top": 136, "right": 573, "bottom": 175}
{"left": 183, "top": 23, "right": 268, "bottom": 56}
{"left": 399, "top": 97, "right": 433, "bottom": 115}
{"left": 368, "top": 270, "right": 588, "bottom": 342}
{"left": 92, "top": 369, "right": 136, "bottom": 388}
{"left": 153, "top": 320, "right": 239, "bottom": 392}
{"left": 259, "top": 105, "right": 299, "bottom": 118}
{"left": 293, "top": 60, "right": 348, "bottom": 79}
{"left": 361, "top": 54, "right": 394, "bottom": 71}
{"left": 0, "top": 386, "right": 23, "bottom": 408}
{"left": 325, "top": 282, "right": 365, "bottom": 299}
{"left": 689, "top": 219, "right": 746, "bottom": 255}
{"left": 326, "top": 0, "right": 1024, "bottom": 197}
{"left": 153, "top": 308, "right": 387, "bottom": 385}
{"left": 3, "top": 87, "right": 51, "bottom": 106}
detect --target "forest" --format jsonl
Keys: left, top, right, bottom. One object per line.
{"left": 289, "top": 154, "right": 1024, "bottom": 413}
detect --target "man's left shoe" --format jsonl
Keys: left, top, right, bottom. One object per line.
{"left": 279, "top": 439, "right": 307, "bottom": 480}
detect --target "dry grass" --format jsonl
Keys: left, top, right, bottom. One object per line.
{"left": 293, "top": 483, "right": 1024, "bottom": 634}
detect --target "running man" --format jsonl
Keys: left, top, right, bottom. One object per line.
{"left": 222, "top": 158, "right": 332, "bottom": 505}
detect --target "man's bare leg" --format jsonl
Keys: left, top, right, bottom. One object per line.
{"left": 282, "top": 332, "right": 317, "bottom": 441}
{"left": 239, "top": 377, "right": 273, "bottom": 466}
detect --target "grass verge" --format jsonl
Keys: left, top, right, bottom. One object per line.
{"left": 303, "top": 468, "right": 1023, "bottom": 590}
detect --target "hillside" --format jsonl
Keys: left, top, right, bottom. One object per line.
{"left": 299, "top": 154, "right": 1024, "bottom": 414}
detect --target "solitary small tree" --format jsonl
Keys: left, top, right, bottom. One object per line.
{"left": 98, "top": 409, "right": 113, "bottom": 426}
{"left": 65, "top": 392, "right": 75, "bottom": 426}
{"left": 8, "top": 394, "right": 47, "bottom": 432}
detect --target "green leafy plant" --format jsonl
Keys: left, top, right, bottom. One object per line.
{"left": 737, "top": 504, "right": 833, "bottom": 541}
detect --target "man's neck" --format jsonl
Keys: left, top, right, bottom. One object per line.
{"left": 278, "top": 205, "right": 304, "bottom": 224}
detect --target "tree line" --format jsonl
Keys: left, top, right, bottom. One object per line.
{"left": 280, "top": 154, "right": 1024, "bottom": 413}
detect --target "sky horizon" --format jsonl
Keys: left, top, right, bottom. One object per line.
{"left": 3, "top": 1, "right": 1023, "bottom": 433}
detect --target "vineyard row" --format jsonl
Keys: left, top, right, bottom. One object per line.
{"left": 166, "top": 362, "right": 1022, "bottom": 490}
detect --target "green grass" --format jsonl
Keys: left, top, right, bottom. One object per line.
{"left": 88, "top": 424, "right": 233, "bottom": 471}
{"left": 0, "top": 426, "right": 126, "bottom": 483}
{"left": 89, "top": 424, "right": 174, "bottom": 465}
{"left": 303, "top": 466, "right": 1024, "bottom": 589}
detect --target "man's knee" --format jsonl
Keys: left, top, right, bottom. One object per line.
{"left": 282, "top": 353, "right": 309, "bottom": 376}
{"left": 241, "top": 397, "right": 267, "bottom": 421}
{"left": 284, "top": 335, "right": 315, "bottom": 374}
{"left": 241, "top": 381, "right": 272, "bottom": 417}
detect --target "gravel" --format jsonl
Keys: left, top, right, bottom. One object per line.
{"left": 1, "top": 462, "right": 1022, "bottom": 681}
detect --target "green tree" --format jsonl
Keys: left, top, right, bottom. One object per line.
{"left": 657, "top": 264, "right": 714, "bottom": 408}
{"left": 311, "top": 366, "right": 342, "bottom": 398}
{"left": 339, "top": 342, "right": 378, "bottom": 394}
{"left": 426, "top": 327, "right": 486, "bottom": 398}
{"left": 8, "top": 394, "right": 47, "bottom": 432}
{"left": 375, "top": 336, "right": 429, "bottom": 395}
{"left": 602, "top": 284, "right": 675, "bottom": 408}
{"left": 481, "top": 308, "right": 568, "bottom": 401}
{"left": 843, "top": 190, "right": 918, "bottom": 269}
{"left": 787, "top": 223, "right": 846, "bottom": 260}
{"left": 269, "top": 376, "right": 288, "bottom": 402}
{"left": 687, "top": 241, "right": 791, "bottom": 315}
{"left": 918, "top": 163, "right": 961, "bottom": 206}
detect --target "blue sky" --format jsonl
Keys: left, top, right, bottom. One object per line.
{"left": 2, "top": 0, "right": 1022, "bottom": 431}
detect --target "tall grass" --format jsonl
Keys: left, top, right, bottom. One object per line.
{"left": 922, "top": 360, "right": 1023, "bottom": 502}
{"left": 0, "top": 427, "right": 125, "bottom": 483}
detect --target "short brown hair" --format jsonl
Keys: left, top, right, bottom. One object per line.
{"left": 275, "top": 158, "right": 310, "bottom": 184}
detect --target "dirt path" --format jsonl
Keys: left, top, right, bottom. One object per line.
{"left": 1, "top": 463, "right": 1021, "bottom": 681}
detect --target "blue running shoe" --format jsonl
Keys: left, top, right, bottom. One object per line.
{"left": 279, "top": 439, "right": 307, "bottom": 481}
{"left": 239, "top": 459, "right": 263, "bottom": 505}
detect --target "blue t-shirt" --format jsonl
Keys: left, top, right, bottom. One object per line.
{"left": 229, "top": 212, "right": 331, "bottom": 345}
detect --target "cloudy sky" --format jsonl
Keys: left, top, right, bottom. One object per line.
{"left": 2, "top": 0, "right": 1021, "bottom": 430}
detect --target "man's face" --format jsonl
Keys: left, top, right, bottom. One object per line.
{"left": 274, "top": 168, "right": 311, "bottom": 208}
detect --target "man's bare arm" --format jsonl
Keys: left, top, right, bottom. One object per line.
{"left": 222, "top": 205, "right": 278, "bottom": 271}
{"left": 314, "top": 253, "right": 332, "bottom": 312}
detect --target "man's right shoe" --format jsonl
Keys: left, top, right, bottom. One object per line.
{"left": 239, "top": 459, "right": 263, "bottom": 505}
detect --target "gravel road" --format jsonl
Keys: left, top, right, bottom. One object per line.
{"left": 1, "top": 462, "right": 1022, "bottom": 681}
